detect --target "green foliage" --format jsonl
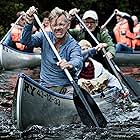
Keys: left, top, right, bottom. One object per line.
{"left": 68, "top": 0, "right": 96, "bottom": 12}
{"left": 0, "top": 25, "right": 5, "bottom": 40}
{"left": 0, "top": 1, "right": 25, "bottom": 40}
{"left": 0, "top": 0, "right": 140, "bottom": 40}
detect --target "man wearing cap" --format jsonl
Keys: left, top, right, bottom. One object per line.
{"left": 69, "top": 9, "right": 115, "bottom": 62}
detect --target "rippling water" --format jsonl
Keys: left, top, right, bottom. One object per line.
{"left": 121, "top": 66, "right": 140, "bottom": 81}
{"left": 0, "top": 66, "right": 140, "bottom": 140}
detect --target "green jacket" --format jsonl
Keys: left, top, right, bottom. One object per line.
{"left": 69, "top": 27, "right": 116, "bottom": 57}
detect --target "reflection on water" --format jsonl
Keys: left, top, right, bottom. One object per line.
{"left": 0, "top": 66, "right": 140, "bottom": 139}
{"left": 0, "top": 67, "right": 40, "bottom": 139}
{"left": 0, "top": 67, "right": 40, "bottom": 93}
{"left": 121, "top": 66, "right": 140, "bottom": 81}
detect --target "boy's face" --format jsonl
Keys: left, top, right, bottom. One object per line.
{"left": 81, "top": 44, "right": 90, "bottom": 50}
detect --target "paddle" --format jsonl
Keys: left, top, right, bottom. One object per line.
{"left": 0, "top": 14, "right": 25, "bottom": 69}
{"left": 74, "top": 13, "right": 140, "bottom": 104}
{"left": 33, "top": 13, "right": 107, "bottom": 128}
{"left": 101, "top": 10, "right": 116, "bottom": 29}
{"left": 111, "top": 61, "right": 140, "bottom": 102}
{"left": 0, "top": 14, "right": 25, "bottom": 44}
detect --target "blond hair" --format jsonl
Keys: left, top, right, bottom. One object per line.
{"left": 49, "top": 7, "right": 70, "bottom": 23}
{"left": 78, "top": 40, "right": 92, "bottom": 49}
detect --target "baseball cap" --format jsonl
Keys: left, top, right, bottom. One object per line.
{"left": 82, "top": 10, "right": 98, "bottom": 21}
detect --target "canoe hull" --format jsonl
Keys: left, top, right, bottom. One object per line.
{"left": 114, "top": 52, "right": 140, "bottom": 66}
{"left": 0, "top": 44, "right": 41, "bottom": 70}
{"left": 12, "top": 74, "right": 110, "bottom": 131}
{"left": 12, "top": 74, "right": 80, "bottom": 130}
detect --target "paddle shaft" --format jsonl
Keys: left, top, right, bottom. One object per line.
{"left": 101, "top": 11, "right": 115, "bottom": 29}
{"left": 34, "top": 13, "right": 101, "bottom": 128}
{"left": 0, "top": 15, "right": 24, "bottom": 44}
{"left": 75, "top": 13, "right": 132, "bottom": 97}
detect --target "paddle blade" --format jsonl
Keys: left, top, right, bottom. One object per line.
{"left": 73, "top": 88, "right": 107, "bottom": 128}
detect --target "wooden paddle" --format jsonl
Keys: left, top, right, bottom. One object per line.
{"left": 33, "top": 13, "right": 107, "bottom": 128}
{"left": 74, "top": 13, "right": 140, "bottom": 103}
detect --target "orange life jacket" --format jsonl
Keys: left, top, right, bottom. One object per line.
{"left": 113, "top": 19, "right": 134, "bottom": 48}
{"left": 132, "top": 23, "right": 140, "bottom": 48}
{"left": 113, "top": 22, "right": 121, "bottom": 43}
{"left": 11, "top": 25, "right": 26, "bottom": 50}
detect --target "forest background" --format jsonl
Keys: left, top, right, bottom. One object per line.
{"left": 0, "top": 0, "right": 140, "bottom": 40}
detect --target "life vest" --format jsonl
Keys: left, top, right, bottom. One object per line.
{"left": 79, "top": 60, "right": 95, "bottom": 80}
{"left": 11, "top": 25, "right": 26, "bottom": 50}
{"left": 132, "top": 23, "right": 140, "bottom": 48}
{"left": 113, "top": 19, "right": 134, "bottom": 48}
{"left": 113, "top": 22, "right": 121, "bottom": 43}
{"left": 79, "top": 57, "right": 107, "bottom": 80}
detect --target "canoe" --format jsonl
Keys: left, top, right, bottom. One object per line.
{"left": 1, "top": 42, "right": 139, "bottom": 70}
{"left": 12, "top": 73, "right": 78, "bottom": 131}
{"left": 0, "top": 44, "right": 41, "bottom": 70}
{"left": 12, "top": 73, "right": 113, "bottom": 131}
{"left": 114, "top": 51, "right": 140, "bottom": 66}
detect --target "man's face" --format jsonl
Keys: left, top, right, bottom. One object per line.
{"left": 84, "top": 18, "right": 97, "bottom": 32}
{"left": 43, "top": 17, "right": 50, "bottom": 27}
{"left": 116, "top": 15, "right": 122, "bottom": 23}
{"left": 50, "top": 15, "right": 70, "bottom": 39}
{"left": 19, "top": 16, "right": 26, "bottom": 27}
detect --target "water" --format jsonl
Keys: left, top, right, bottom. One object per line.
{"left": 121, "top": 66, "right": 140, "bottom": 81}
{"left": 0, "top": 66, "right": 140, "bottom": 140}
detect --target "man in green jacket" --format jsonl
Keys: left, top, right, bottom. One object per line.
{"left": 69, "top": 9, "right": 116, "bottom": 60}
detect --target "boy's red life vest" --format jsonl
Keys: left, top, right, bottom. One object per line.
{"left": 79, "top": 60, "right": 95, "bottom": 80}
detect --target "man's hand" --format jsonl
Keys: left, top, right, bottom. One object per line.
{"left": 26, "top": 6, "right": 37, "bottom": 24}
{"left": 95, "top": 43, "right": 107, "bottom": 51}
{"left": 103, "top": 52, "right": 113, "bottom": 59}
{"left": 114, "top": 9, "right": 130, "bottom": 17}
{"left": 69, "top": 8, "right": 80, "bottom": 16}
{"left": 94, "top": 43, "right": 113, "bottom": 59}
{"left": 57, "top": 59, "right": 73, "bottom": 70}
{"left": 69, "top": 8, "right": 80, "bottom": 20}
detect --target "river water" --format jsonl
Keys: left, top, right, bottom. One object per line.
{"left": 0, "top": 66, "right": 140, "bottom": 140}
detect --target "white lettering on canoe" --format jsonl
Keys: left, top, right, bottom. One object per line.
{"left": 24, "top": 81, "right": 60, "bottom": 106}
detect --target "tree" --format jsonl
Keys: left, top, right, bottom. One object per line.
{"left": 0, "top": 0, "right": 140, "bottom": 40}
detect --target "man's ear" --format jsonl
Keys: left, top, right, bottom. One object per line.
{"left": 96, "top": 21, "right": 98, "bottom": 26}
{"left": 67, "top": 23, "right": 71, "bottom": 29}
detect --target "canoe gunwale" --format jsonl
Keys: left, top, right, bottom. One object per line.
{"left": 18, "top": 73, "right": 73, "bottom": 100}
{"left": 0, "top": 44, "right": 41, "bottom": 70}
{"left": 114, "top": 52, "right": 140, "bottom": 66}
{"left": 2, "top": 44, "right": 40, "bottom": 55}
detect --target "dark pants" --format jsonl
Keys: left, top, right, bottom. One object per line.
{"left": 48, "top": 85, "right": 74, "bottom": 96}
{"left": 115, "top": 43, "right": 133, "bottom": 53}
